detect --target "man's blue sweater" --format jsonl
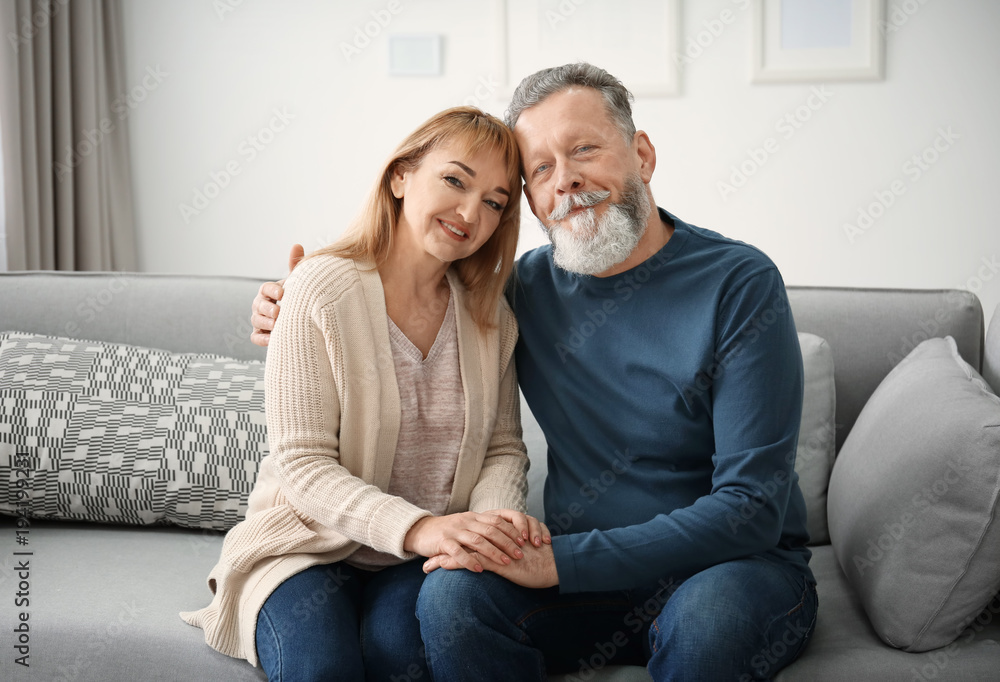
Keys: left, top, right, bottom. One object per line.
{"left": 510, "top": 209, "right": 813, "bottom": 593}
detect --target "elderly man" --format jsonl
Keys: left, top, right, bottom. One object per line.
{"left": 252, "top": 63, "right": 816, "bottom": 681}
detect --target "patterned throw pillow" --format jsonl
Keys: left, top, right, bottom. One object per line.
{"left": 0, "top": 332, "right": 267, "bottom": 531}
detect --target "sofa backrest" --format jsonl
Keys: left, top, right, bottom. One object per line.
{"left": 0, "top": 271, "right": 266, "bottom": 362}
{"left": 787, "top": 286, "right": 984, "bottom": 453}
{"left": 1, "top": 273, "right": 984, "bottom": 452}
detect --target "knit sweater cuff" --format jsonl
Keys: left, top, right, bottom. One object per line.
{"left": 469, "top": 487, "right": 527, "bottom": 514}
{"left": 367, "top": 496, "right": 432, "bottom": 559}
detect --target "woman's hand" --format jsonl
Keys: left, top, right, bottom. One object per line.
{"left": 420, "top": 516, "right": 556, "bottom": 587}
{"left": 485, "top": 509, "right": 552, "bottom": 549}
{"left": 403, "top": 511, "right": 530, "bottom": 573}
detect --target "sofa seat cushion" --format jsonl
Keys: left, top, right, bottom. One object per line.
{"left": 0, "top": 516, "right": 267, "bottom": 681}
{"left": 5, "top": 517, "right": 997, "bottom": 682}
{"left": 826, "top": 336, "right": 1000, "bottom": 651}
{"left": 0, "top": 332, "right": 267, "bottom": 531}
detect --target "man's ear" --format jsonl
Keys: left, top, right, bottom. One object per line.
{"left": 389, "top": 164, "right": 406, "bottom": 199}
{"left": 633, "top": 131, "right": 656, "bottom": 184}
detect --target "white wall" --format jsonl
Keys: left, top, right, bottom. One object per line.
{"left": 121, "top": 0, "right": 1000, "bottom": 326}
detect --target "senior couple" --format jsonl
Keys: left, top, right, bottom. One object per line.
{"left": 182, "top": 62, "right": 817, "bottom": 681}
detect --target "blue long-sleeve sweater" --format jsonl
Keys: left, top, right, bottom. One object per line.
{"left": 510, "top": 209, "right": 813, "bottom": 594}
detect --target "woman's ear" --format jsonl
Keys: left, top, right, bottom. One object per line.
{"left": 389, "top": 164, "right": 406, "bottom": 199}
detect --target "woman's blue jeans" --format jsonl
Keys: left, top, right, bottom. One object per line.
{"left": 254, "top": 559, "right": 429, "bottom": 682}
{"left": 416, "top": 554, "right": 818, "bottom": 682}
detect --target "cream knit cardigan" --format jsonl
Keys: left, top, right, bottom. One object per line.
{"left": 180, "top": 254, "right": 529, "bottom": 666}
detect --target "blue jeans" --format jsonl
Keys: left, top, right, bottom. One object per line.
{"left": 255, "top": 559, "right": 429, "bottom": 682}
{"left": 416, "top": 555, "right": 817, "bottom": 682}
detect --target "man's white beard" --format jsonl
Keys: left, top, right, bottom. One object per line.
{"left": 540, "top": 175, "right": 651, "bottom": 276}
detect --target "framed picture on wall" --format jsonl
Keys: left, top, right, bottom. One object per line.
{"left": 494, "top": 0, "right": 681, "bottom": 97}
{"left": 752, "top": 0, "right": 885, "bottom": 83}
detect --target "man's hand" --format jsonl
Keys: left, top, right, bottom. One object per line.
{"left": 250, "top": 244, "right": 303, "bottom": 347}
{"left": 423, "top": 541, "right": 559, "bottom": 589}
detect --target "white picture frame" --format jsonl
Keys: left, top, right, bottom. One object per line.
{"left": 494, "top": 0, "right": 681, "bottom": 98}
{"left": 752, "top": 0, "right": 885, "bottom": 83}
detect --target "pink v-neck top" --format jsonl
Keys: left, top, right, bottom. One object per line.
{"left": 348, "top": 287, "right": 465, "bottom": 569}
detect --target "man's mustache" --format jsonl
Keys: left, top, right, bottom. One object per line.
{"left": 547, "top": 190, "right": 611, "bottom": 221}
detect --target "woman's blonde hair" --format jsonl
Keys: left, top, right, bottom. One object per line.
{"left": 309, "top": 106, "right": 522, "bottom": 331}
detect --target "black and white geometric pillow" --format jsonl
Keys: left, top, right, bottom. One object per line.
{"left": 0, "top": 332, "right": 268, "bottom": 531}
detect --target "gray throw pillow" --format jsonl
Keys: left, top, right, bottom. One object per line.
{"left": 796, "top": 333, "right": 836, "bottom": 545}
{"left": 827, "top": 336, "right": 1000, "bottom": 651}
{"left": 0, "top": 332, "right": 267, "bottom": 530}
{"left": 984, "top": 303, "right": 1000, "bottom": 394}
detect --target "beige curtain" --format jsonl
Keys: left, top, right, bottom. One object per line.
{"left": 0, "top": 0, "right": 136, "bottom": 271}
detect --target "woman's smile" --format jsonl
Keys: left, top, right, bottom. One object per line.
{"left": 438, "top": 218, "right": 470, "bottom": 241}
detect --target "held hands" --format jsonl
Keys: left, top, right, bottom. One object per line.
{"left": 403, "top": 509, "right": 547, "bottom": 575}
{"left": 404, "top": 511, "right": 519, "bottom": 573}
{"left": 250, "top": 244, "right": 303, "bottom": 347}
{"left": 421, "top": 511, "right": 558, "bottom": 589}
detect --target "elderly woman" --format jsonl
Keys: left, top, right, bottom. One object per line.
{"left": 182, "top": 107, "right": 546, "bottom": 681}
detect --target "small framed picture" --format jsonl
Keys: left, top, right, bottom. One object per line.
{"left": 752, "top": 0, "right": 885, "bottom": 83}
{"left": 388, "top": 34, "right": 443, "bottom": 76}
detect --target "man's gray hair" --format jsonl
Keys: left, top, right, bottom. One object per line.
{"left": 504, "top": 63, "right": 636, "bottom": 142}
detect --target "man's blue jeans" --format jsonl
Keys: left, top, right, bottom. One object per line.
{"left": 254, "top": 559, "right": 429, "bottom": 682}
{"left": 416, "top": 554, "right": 818, "bottom": 682}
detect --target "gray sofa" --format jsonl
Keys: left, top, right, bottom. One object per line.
{"left": 1, "top": 270, "right": 999, "bottom": 682}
